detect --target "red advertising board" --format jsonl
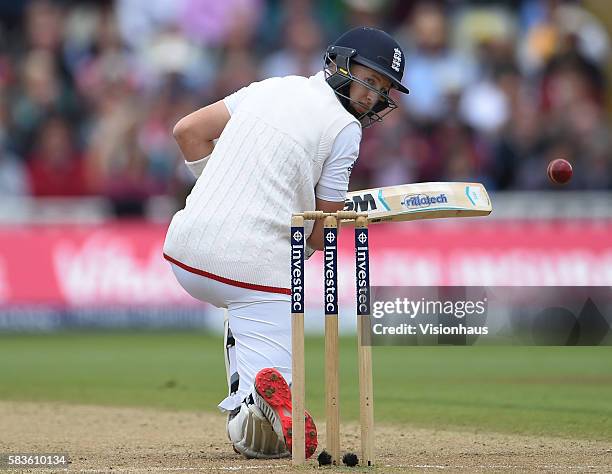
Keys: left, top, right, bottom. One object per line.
{"left": 0, "top": 220, "right": 611, "bottom": 307}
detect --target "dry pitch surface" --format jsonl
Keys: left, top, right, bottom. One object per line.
{"left": 1, "top": 401, "right": 611, "bottom": 473}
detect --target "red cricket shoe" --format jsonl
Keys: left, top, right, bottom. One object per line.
{"left": 253, "top": 367, "right": 318, "bottom": 459}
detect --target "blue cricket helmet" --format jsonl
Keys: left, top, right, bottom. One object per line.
{"left": 324, "top": 27, "right": 409, "bottom": 126}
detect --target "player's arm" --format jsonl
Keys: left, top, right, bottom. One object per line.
{"left": 307, "top": 122, "right": 361, "bottom": 251}
{"left": 306, "top": 198, "right": 345, "bottom": 251}
{"left": 173, "top": 100, "right": 230, "bottom": 163}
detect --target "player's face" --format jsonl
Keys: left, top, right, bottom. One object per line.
{"left": 348, "top": 64, "right": 392, "bottom": 115}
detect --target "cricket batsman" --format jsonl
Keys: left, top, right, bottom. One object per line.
{"left": 163, "top": 26, "right": 409, "bottom": 459}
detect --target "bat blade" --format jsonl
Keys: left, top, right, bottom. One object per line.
{"left": 343, "top": 182, "right": 492, "bottom": 224}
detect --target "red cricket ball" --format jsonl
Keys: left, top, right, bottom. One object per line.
{"left": 547, "top": 159, "right": 573, "bottom": 184}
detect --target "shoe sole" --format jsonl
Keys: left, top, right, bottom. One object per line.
{"left": 254, "top": 368, "right": 317, "bottom": 459}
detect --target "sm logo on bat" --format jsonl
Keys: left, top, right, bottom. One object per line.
{"left": 344, "top": 193, "right": 377, "bottom": 212}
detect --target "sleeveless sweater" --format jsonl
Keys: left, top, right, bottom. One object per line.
{"left": 163, "top": 72, "right": 359, "bottom": 292}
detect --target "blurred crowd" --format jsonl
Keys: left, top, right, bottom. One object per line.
{"left": 0, "top": 0, "right": 610, "bottom": 215}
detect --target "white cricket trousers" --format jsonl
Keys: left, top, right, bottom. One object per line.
{"left": 170, "top": 263, "right": 292, "bottom": 412}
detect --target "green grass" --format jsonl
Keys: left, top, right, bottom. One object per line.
{"left": 0, "top": 332, "right": 611, "bottom": 440}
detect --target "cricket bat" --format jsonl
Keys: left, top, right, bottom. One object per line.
{"left": 343, "top": 182, "right": 492, "bottom": 224}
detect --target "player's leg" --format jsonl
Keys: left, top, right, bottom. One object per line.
{"left": 223, "top": 296, "right": 292, "bottom": 458}
{"left": 225, "top": 295, "right": 318, "bottom": 459}
{"left": 169, "top": 262, "right": 297, "bottom": 458}
{"left": 226, "top": 297, "right": 292, "bottom": 402}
